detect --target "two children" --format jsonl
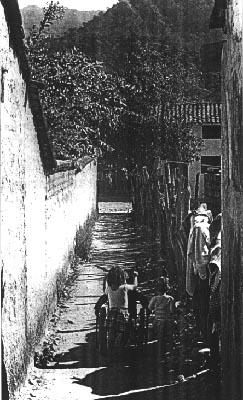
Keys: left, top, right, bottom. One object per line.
{"left": 96, "top": 266, "right": 177, "bottom": 359}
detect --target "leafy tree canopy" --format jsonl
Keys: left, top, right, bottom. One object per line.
{"left": 26, "top": 2, "right": 125, "bottom": 160}
{"left": 111, "top": 42, "right": 202, "bottom": 169}
{"left": 26, "top": 1, "right": 206, "bottom": 165}
{"left": 58, "top": 0, "right": 222, "bottom": 100}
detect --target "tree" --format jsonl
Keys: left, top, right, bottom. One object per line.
{"left": 111, "top": 42, "right": 202, "bottom": 171}
{"left": 26, "top": 1, "right": 203, "bottom": 164}
{"left": 26, "top": 1, "right": 125, "bottom": 160}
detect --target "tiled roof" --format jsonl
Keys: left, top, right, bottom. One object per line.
{"left": 28, "top": 81, "right": 57, "bottom": 173}
{"left": 161, "top": 103, "right": 222, "bottom": 124}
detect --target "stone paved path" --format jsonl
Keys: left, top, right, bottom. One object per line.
{"left": 14, "top": 206, "right": 220, "bottom": 400}
{"left": 14, "top": 209, "right": 146, "bottom": 400}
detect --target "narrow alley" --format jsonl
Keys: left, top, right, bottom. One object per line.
{"left": 1, "top": 1, "right": 243, "bottom": 399}
{"left": 14, "top": 203, "right": 219, "bottom": 400}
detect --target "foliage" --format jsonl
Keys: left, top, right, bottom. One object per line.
{"left": 36, "top": 0, "right": 217, "bottom": 166}
{"left": 110, "top": 43, "right": 202, "bottom": 169}
{"left": 26, "top": 1, "right": 65, "bottom": 46}
{"left": 26, "top": 1, "right": 206, "bottom": 163}
{"left": 26, "top": 2, "right": 125, "bottom": 159}
{"left": 30, "top": 48, "right": 125, "bottom": 159}
{"left": 61, "top": 0, "right": 222, "bottom": 100}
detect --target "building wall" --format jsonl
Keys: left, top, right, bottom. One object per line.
{"left": 0, "top": 4, "right": 97, "bottom": 395}
{"left": 188, "top": 125, "right": 202, "bottom": 200}
{"left": 201, "top": 138, "right": 221, "bottom": 156}
{"left": 188, "top": 124, "right": 221, "bottom": 205}
{"left": 221, "top": 1, "right": 243, "bottom": 398}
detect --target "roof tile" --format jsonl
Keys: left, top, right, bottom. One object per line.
{"left": 161, "top": 103, "right": 222, "bottom": 124}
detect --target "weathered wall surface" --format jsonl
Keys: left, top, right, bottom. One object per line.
{"left": 221, "top": 1, "right": 243, "bottom": 398}
{"left": 26, "top": 162, "right": 97, "bottom": 357}
{"left": 188, "top": 124, "right": 221, "bottom": 204}
{"left": 188, "top": 125, "right": 202, "bottom": 199}
{"left": 1, "top": 3, "right": 46, "bottom": 390}
{"left": 1, "top": 4, "right": 97, "bottom": 396}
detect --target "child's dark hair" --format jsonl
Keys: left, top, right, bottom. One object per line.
{"left": 124, "top": 269, "right": 134, "bottom": 284}
{"left": 156, "top": 276, "right": 170, "bottom": 294}
{"left": 106, "top": 266, "right": 126, "bottom": 290}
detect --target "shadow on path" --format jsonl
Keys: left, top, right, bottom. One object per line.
{"left": 29, "top": 211, "right": 221, "bottom": 400}
{"left": 70, "top": 344, "right": 219, "bottom": 400}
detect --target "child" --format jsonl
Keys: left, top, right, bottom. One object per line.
{"left": 105, "top": 266, "right": 138, "bottom": 358}
{"left": 148, "top": 276, "right": 176, "bottom": 356}
{"left": 125, "top": 270, "right": 149, "bottom": 344}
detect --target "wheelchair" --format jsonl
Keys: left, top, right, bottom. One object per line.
{"left": 95, "top": 292, "right": 149, "bottom": 356}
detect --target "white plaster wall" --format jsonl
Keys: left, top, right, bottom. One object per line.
{"left": 1, "top": 3, "right": 46, "bottom": 390}
{"left": 45, "top": 162, "right": 97, "bottom": 289}
{"left": 1, "top": 4, "right": 97, "bottom": 394}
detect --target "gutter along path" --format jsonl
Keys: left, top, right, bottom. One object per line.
{"left": 14, "top": 204, "right": 219, "bottom": 400}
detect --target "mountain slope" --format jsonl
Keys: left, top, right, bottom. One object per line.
{"left": 60, "top": 0, "right": 223, "bottom": 100}
{"left": 21, "top": 5, "right": 101, "bottom": 37}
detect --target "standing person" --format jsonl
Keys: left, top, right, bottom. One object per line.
{"left": 186, "top": 203, "right": 211, "bottom": 340}
{"left": 105, "top": 266, "right": 138, "bottom": 359}
{"left": 148, "top": 276, "right": 176, "bottom": 357}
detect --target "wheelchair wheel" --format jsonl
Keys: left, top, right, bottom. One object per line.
{"left": 98, "top": 305, "right": 107, "bottom": 355}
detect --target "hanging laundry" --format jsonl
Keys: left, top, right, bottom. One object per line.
{"left": 186, "top": 204, "right": 211, "bottom": 296}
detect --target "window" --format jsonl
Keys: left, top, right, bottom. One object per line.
{"left": 202, "top": 125, "right": 221, "bottom": 139}
{"left": 201, "top": 156, "right": 221, "bottom": 173}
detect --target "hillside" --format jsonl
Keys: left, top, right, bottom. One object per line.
{"left": 74, "top": 0, "right": 222, "bottom": 64}
{"left": 21, "top": 5, "right": 101, "bottom": 37}
{"left": 23, "top": 0, "right": 223, "bottom": 101}
{"left": 60, "top": 0, "right": 223, "bottom": 100}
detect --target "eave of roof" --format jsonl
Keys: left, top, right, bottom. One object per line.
{"left": 1, "top": 0, "right": 30, "bottom": 80}
{"left": 158, "top": 102, "right": 222, "bottom": 125}
{"left": 1, "top": 0, "right": 56, "bottom": 173}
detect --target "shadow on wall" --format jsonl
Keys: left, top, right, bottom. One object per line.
{"left": 2, "top": 340, "right": 10, "bottom": 400}
{"left": 75, "top": 210, "right": 97, "bottom": 260}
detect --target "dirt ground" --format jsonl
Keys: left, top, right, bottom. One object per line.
{"left": 13, "top": 203, "right": 221, "bottom": 400}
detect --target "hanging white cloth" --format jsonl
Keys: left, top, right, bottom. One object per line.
{"left": 186, "top": 214, "right": 211, "bottom": 296}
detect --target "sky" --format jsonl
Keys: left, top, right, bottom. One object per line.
{"left": 18, "top": 0, "right": 119, "bottom": 11}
